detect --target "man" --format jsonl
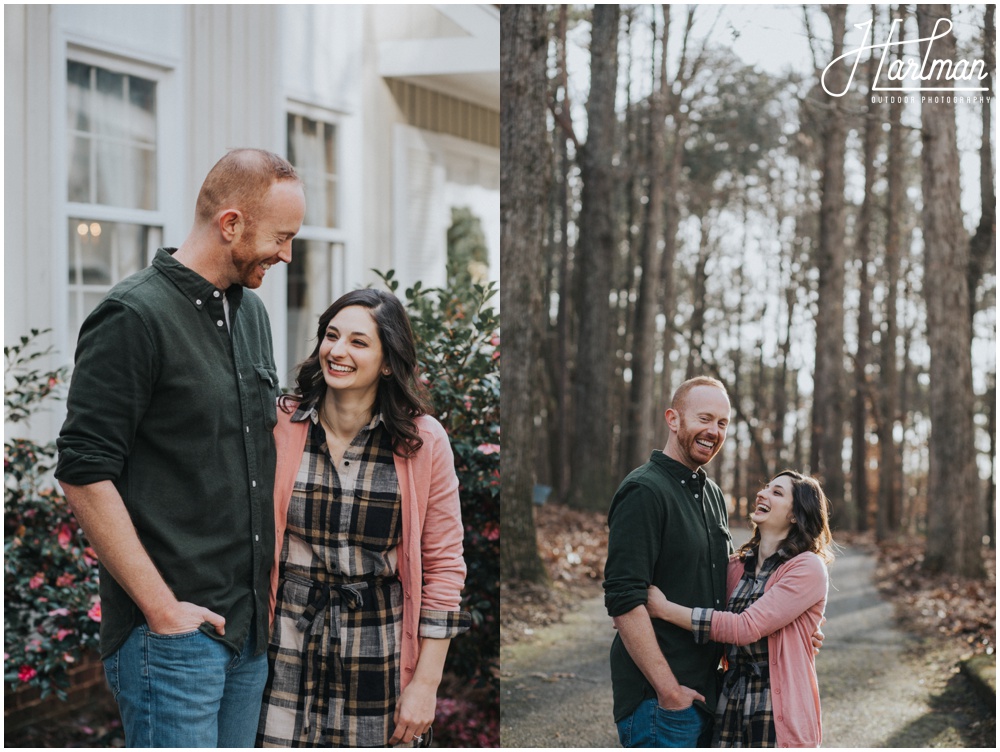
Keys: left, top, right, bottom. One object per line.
{"left": 56, "top": 149, "right": 306, "bottom": 747}
{"left": 603, "top": 376, "right": 734, "bottom": 747}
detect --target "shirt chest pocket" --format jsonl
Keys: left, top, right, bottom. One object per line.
{"left": 255, "top": 365, "right": 279, "bottom": 430}
{"left": 712, "top": 521, "right": 733, "bottom": 559}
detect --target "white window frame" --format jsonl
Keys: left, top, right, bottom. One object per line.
{"left": 278, "top": 100, "right": 362, "bottom": 381}
{"left": 286, "top": 100, "right": 349, "bottom": 245}
{"left": 56, "top": 42, "right": 182, "bottom": 356}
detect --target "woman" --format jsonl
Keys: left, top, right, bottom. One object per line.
{"left": 257, "top": 289, "right": 470, "bottom": 747}
{"left": 647, "top": 470, "right": 833, "bottom": 748}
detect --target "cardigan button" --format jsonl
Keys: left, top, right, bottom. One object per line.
{"left": 406, "top": 631, "right": 413, "bottom": 638}
{"left": 405, "top": 667, "right": 413, "bottom": 673}
{"left": 405, "top": 592, "right": 411, "bottom": 599}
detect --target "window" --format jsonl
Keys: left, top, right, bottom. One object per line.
{"left": 287, "top": 113, "right": 338, "bottom": 228}
{"left": 285, "top": 110, "right": 347, "bottom": 376}
{"left": 286, "top": 238, "right": 346, "bottom": 377}
{"left": 67, "top": 219, "right": 162, "bottom": 336}
{"left": 66, "top": 58, "right": 163, "bottom": 335}
{"left": 67, "top": 61, "right": 157, "bottom": 210}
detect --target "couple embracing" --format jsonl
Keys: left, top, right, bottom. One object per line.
{"left": 55, "top": 149, "right": 468, "bottom": 748}
{"left": 604, "top": 377, "right": 835, "bottom": 748}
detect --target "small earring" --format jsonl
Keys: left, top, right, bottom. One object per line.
{"left": 382, "top": 369, "right": 391, "bottom": 377}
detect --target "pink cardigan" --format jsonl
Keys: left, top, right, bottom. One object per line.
{"left": 710, "top": 552, "right": 828, "bottom": 748}
{"left": 269, "top": 408, "right": 467, "bottom": 690}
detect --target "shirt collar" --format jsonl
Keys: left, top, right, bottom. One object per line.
{"left": 290, "top": 399, "right": 385, "bottom": 432}
{"left": 152, "top": 247, "right": 244, "bottom": 313}
{"left": 742, "top": 544, "right": 791, "bottom": 574}
{"left": 650, "top": 450, "right": 708, "bottom": 487}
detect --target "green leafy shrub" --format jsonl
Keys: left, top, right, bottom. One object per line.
{"left": 375, "top": 270, "right": 500, "bottom": 746}
{"left": 4, "top": 330, "right": 101, "bottom": 699}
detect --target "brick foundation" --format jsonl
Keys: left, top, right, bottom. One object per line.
{"left": 4, "top": 652, "right": 114, "bottom": 734}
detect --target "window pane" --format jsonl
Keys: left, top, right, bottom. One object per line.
{"left": 129, "top": 146, "right": 157, "bottom": 210}
{"left": 67, "top": 218, "right": 158, "bottom": 326}
{"left": 286, "top": 113, "right": 297, "bottom": 165}
{"left": 128, "top": 76, "right": 157, "bottom": 144}
{"left": 286, "top": 113, "right": 338, "bottom": 229}
{"left": 68, "top": 135, "right": 92, "bottom": 203}
{"left": 324, "top": 123, "right": 337, "bottom": 174}
{"left": 67, "top": 61, "right": 91, "bottom": 133}
{"left": 95, "top": 68, "right": 126, "bottom": 140}
{"left": 286, "top": 239, "right": 345, "bottom": 379}
{"left": 67, "top": 61, "right": 158, "bottom": 210}
{"left": 326, "top": 178, "right": 338, "bottom": 228}
{"left": 95, "top": 141, "right": 127, "bottom": 207}
{"left": 68, "top": 219, "right": 111, "bottom": 286}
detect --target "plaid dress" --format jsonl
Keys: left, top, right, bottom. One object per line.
{"left": 258, "top": 407, "right": 405, "bottom": 747}
{"left": 693, "top": 548, "right": 785, "bottom": 748}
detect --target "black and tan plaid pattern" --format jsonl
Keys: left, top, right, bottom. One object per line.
{"left": 419, "top": 608, "right": 471, "bottom": 638}
{"left": 693, "top": 549, "right": 785, "bottom": 748}
{"left": 258, "top": 408, "right": 404, "bottom": 747}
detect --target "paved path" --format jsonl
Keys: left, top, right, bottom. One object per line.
{"left": 500, "top": 592, "right": 618, "bottom": 747}
{"left": 500, "top": 542, "right": 989, "bottom": 748}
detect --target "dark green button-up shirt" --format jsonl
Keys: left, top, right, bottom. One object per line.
{"left": 603, "top": 451, "right": 733, "bottom": 722}
{"left": 56, "top": 248, "right": 278, "bottom": 659}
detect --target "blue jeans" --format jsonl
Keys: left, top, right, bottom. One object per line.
{"left": 103, "top": 623, "right": 268, "bottom": 748}
{"left": 616, "top": 699, "right": 710, "bottom": 748}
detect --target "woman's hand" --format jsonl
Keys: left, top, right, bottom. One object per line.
{"left": 811, "top": 615, "right": 826, "bottom": 655}
{"left": 646, "top": 585, "right": 670, "bottom": 620}
{"left": 388, "top": 677, "right": 437, "bottom": 746}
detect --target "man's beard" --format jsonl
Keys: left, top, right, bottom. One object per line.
{"left": 231, "top": 230, "right": 265, "bottom": 289}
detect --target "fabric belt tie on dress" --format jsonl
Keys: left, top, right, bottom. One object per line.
{"left": 280, "top": 568, "right": 394, "bottom": 735}
{"left": 724, "top": 660, "right": 771, "bottom": 730}
{"left": 722, "top": 658, "right": 770, "bottom": 697}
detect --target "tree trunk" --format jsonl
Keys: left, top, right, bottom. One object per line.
{"left": 967, "top": 3, "right": 995, "bottom": 325}
{"left": 499, "top": 5, "right": 549, "bottom": 583}
{"left": 852, "top": 25, "right": 879, "bottom": 533}
{"left": 986, "top": 376, "right": 996, "bottom": 549}
{"left": 917, "top": 4, "right": 984, "bottom": 578}
{"left": 624, "top": 6, "right": 669, "bottom": 472}
{"left": 569, "top": 5, "right": 621, "bottom": 510}
{"left": 685, "top": 222, "right": 709, "bottom": 381}
{"left": 552, "top": 5, "right": 574, "bottom": 504}
{"left": 876, "top": 6, "right": 906, "bottom": 541}
{"left": 809, "top": 5, "right": 848, "bottom": 527}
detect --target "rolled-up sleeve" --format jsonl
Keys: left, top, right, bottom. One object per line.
{"left": 603, "top": 482, "right": 664, "bottom": 618}
{"left": 691, "top": 607, "right": 715, "bottom": 645}
{"left": 56, "top": 301, "right": 156, "bottom": 486}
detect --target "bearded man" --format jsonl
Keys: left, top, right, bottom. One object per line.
{"left": 603, "top": 376, "right": 734, "bottom": 747}
{"left": 56, "top": 149, "right": 305, "bottom": 747}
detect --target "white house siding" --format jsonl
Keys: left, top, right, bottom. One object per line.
{"left": 3, "top": 4, "right": 498, "bottom": 443}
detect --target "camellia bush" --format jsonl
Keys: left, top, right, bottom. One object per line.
{"left": 375, "top": 270, "right": 500, "bottom": 747}
{"left": 4, "top": 330, "right": 101, "bottom": 699}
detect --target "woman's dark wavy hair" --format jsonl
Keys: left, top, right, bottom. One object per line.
{"left": 738, "top": 470, "right": 835, "bottom": 565}
{"left": 279, "top": 288, "right": 432, "bottom": 457}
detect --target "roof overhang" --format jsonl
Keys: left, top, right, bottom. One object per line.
{"left": 378, "top": 4, "right": 499, "bottom": 110}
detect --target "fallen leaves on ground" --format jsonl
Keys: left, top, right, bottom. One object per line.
{"left": 501, "top": 503, "right": 608, "bottom": 645}
{"left": 875, "top": 535, "right": 996, "bottom": 659}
